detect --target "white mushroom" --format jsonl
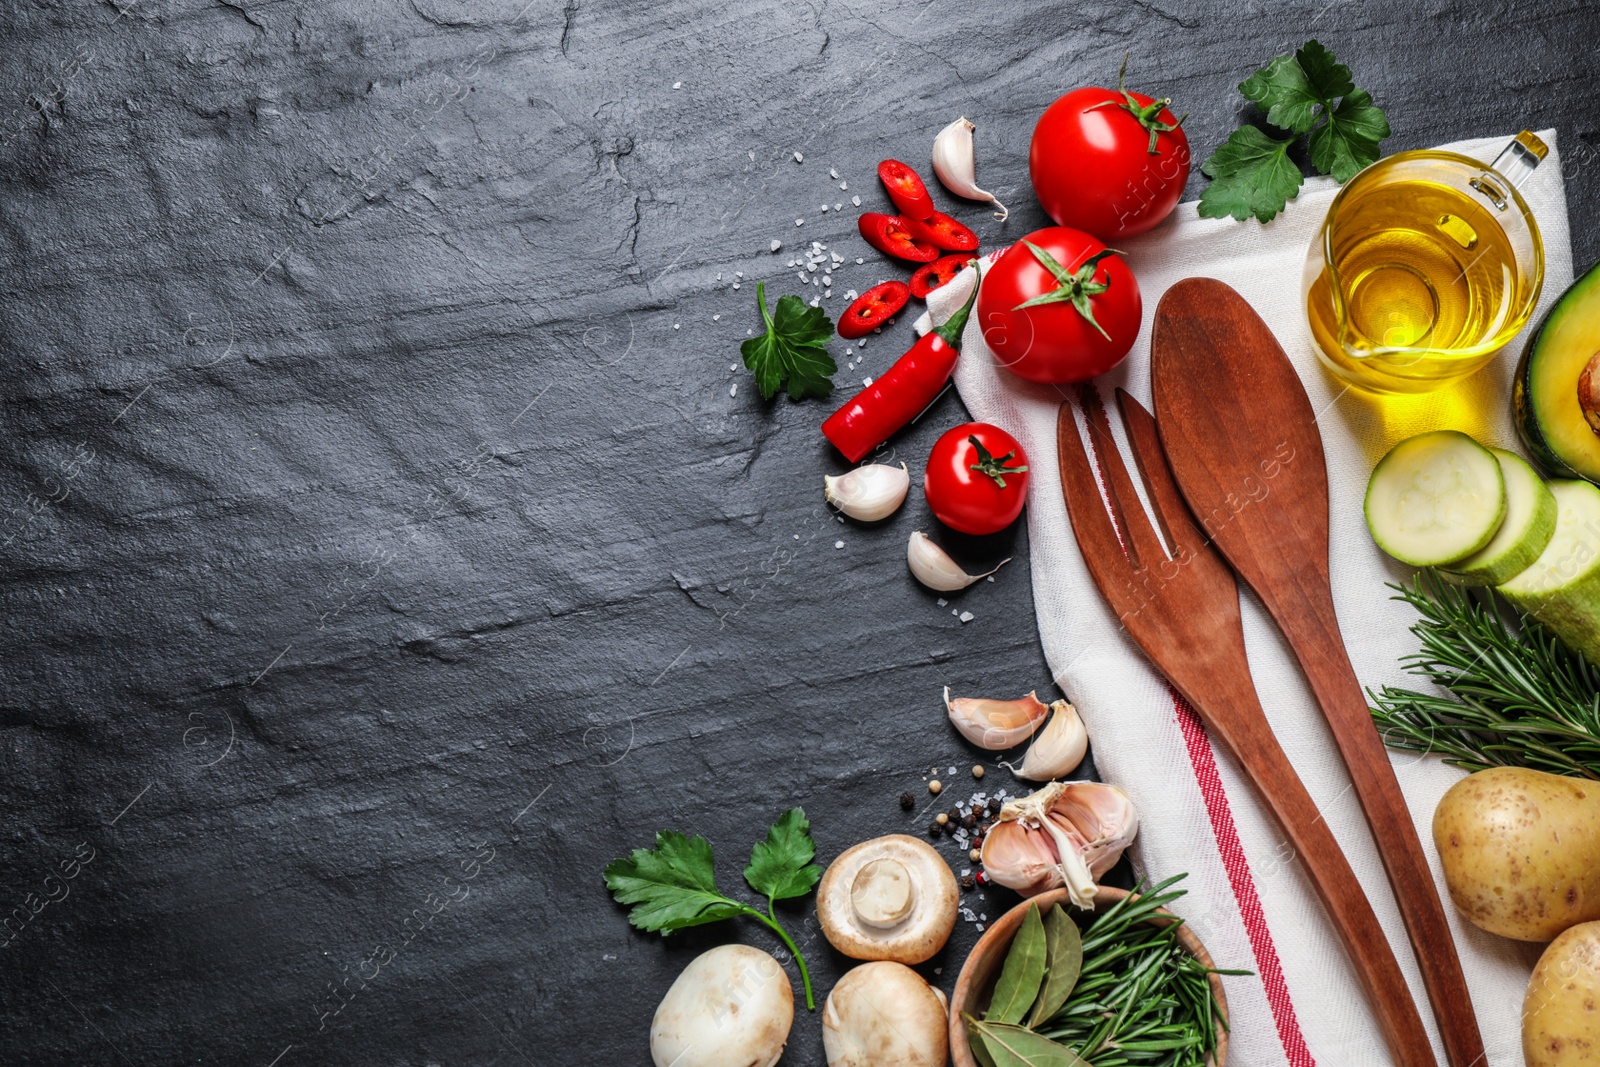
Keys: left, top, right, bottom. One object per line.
{"left": 816, "top": 835, "right": 958, "bottom": 964}
{"left": 650, "top": 944, "right": 793, "bottom": 1067}
{"left": 822, "top": 961, "right": 949, "bottom": 1067}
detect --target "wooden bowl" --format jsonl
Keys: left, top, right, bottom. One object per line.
{"left": 948, "top": 885, "right": 1229, "bottom": 1067}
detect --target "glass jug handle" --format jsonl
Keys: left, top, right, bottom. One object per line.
{"left": 1471, "top": 130, "right": 1548, "bottom": 210}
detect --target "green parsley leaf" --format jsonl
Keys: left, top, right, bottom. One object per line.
{"left": 743, "top": 806, "right": 823, "bottom": 904}
{"left": 602, "top": 830, "right": 750, "bottom": 933}
{"left": 1197, "top": 126, "right": 1304, "bottom": 223}
{"left": 1239, "top": 41, "right": 1355, "bottom": 134}
{"left": 1308, "top": 87, "right": 1391, "bottom": 182}
{"left": 739, "top": 282, "right": 836, "bottom": 401}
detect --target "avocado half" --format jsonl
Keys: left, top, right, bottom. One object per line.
{"left": 1514, "top": 260, "right": 1600, "bottom": 483}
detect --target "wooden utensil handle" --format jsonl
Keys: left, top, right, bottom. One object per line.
{"left": 1286, "top": 602, "right": 1483, "bottom": 1067}
{"left": 1184, "top": 672, "right": 1438, "bottom": 1067}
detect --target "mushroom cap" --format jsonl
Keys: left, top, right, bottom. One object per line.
{"left": 650, "top": 944, "right": 793, "bottom": 1067}
{"left": 817, "top": 834, "right": 958, "bottom": 964}
{"left": 822, "top": 961, "right": 949, "bottom": 1067}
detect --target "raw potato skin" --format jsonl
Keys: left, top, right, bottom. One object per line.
{"left": 1525, "top": 920, "right": 1600, "bottom": 1066}
{"left": 1434, "top": 767, "right": 1600, "bottom": 941}
{"left": 650, "top": 944, "right": 794, "bottom": 1067}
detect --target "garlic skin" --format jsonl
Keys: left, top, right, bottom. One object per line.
{"left": 980, "top": 782, "right": 1138, "bottom": 908}
{"left": 931, "top": 117, "right": 1008, "bottom": 221}
{"left": 1018, "top": 700, "right": 1089, "bottom": 780}
{"left": 944, "top": 687, "right": 1049, "bottom": 749}
{"left": 825, "top": 463, "right": 910, "bottom": 522}
{"left": 907, "top": 530, "right": 1010, "bottom": 592}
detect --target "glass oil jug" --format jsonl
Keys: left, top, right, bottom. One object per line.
{"left": 1303, "top": 131, "right": 1547, "bottom": 394}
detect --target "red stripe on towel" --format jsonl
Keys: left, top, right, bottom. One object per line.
{"left": 1172, "top": 691, "right": 1317, "bottom": 1067}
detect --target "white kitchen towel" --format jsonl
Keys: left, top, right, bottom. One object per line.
{"left": 922, "top": 131, "right": 1573, "bottom": 1066}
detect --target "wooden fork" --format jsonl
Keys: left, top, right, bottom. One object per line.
{"left": 1056, "top": 387, "right": 1438, "bottom": 1067}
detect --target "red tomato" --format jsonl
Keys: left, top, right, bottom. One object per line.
{"left": 902, "top": 211, "right": 980, "bottom": 253}
{"left": 877, "top": 159, "right": 935, "bottom": 220}
{"left": 976, "top": 226, "right": 1140, "bottom": 384}
{"left": 1029, "top": 61, "right": 1190, "bottom": 241}
{"left": 838, "top": 281, "right": 910, "bottom": 339}
{"left": 924, "top": 422, "right": 1030, "bottom": 536}
{"left": 909, "top": 254, "right": 971, "bottom": 299}
{"left": 858, "top": 212, "right": 940, "bottom": 263}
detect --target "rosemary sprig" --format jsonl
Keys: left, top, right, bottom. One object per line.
{"left": 1368, "top": 570, "right": 1600, "bottom": 780}
{"left": 1036, "top": 875, "right": 1245, "bottom": 1067}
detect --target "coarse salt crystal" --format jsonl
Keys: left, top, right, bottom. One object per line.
{"left": 862, "top": 377, "right": 873, "bottom": 385}
{"left": 824, "top": 289, "right": 831, "bottom": 297}
{"left": 712, "top": 314, "right": 721, "bottom": 321}
{"left": 810, "top": 297, "right": 820, "bottom": 307}
{"left": 834, "top": 540, "right": 844, "bottom": 549}
{"left": 716, "top": 272, "right": 722, "bottom": 280}
{"left": 960, "top": 611, "right": 974, "bottom": 623}
{"left": 936, "top": 598, "right": 947, "bottom": 607}
{"left": 673, "top": 324, "right": 680, "bottom": 330}
{"left": 839, "top": 182, "right": 848, "bottom": 190}
{"left": 793, "top": 151, "right": 803, "bottom": 162}
{"left": 808, "top": 263, "right": 818, "bottom": 272}
{"left": 820, "top": 204, "right": 829, "bottom": 212}
{"left": 735, "top": 271, "right": 744, "bottom": 278}
{"left": 844, "top": 290, "right": 857, "bottom": 300}
{"left": 672, "top": 81, "right": 682, "bottom": 89}
{"left": 851, "top": 196, "right": 861, "bottom": 207}
{"left": 855, "top": 256, "right": 864, "bottom": 263}
{"left": 796, "top": 272, "right": 808, "bottom": 283}
{"left": 729, "top": 383, "right": 737, "bottom": 397}
{"left": 796, "top": 218, "right": 804, "bottom": 226}
{"left": 822, "top": 276, "right": 831, "bottom": 286}
{"left": 829, "top": 168, "right": 839, "bottom": 179}
{"left": 731, "top": 282, "right": 740, "bottom": 289}
{"left": 833, "top": 203, "right": 843, "bottom": 211}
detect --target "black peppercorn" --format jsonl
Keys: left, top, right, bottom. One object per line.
{"left": 928, "top": 820, "right": 943, "bottom": 838}
{"left": 899, "top": 792, "right": 914, "bottom": 811}
{"left": 961, "top": 813, "right": 978, "bottom": 830}
{"left": 947, "top": 806, "right": 962, "bottom": 821}
{"left": 960, "top": 874, "right": 976, "bottom": 890}
{"left": 987, "top": 797, "right": 1002, "bottom": 815}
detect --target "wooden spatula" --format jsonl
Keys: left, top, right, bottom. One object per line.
{"left": 1149, "top": 278, "right": 1484, "bottom": 1067}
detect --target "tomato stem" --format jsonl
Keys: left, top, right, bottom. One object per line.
{"left": 967, "top": 434, "right": 1029, "bottom": 489}
{"left": 1012, "top": 241, "right": 1120, "bottom": 342}
{"left": 1083, "top": 53, "right": 1188, "bottom": 155}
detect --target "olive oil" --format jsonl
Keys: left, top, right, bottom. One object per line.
{"left": 1304, "top": 142, "right": 1545, "bottom": 395}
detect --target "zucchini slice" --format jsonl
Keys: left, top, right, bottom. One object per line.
{"left": 1441, "top": 448, "right": 1557, "bottom": 586}
{"left": 1365, "top": 431, "right": 1507, "bottom": 567}
{"left": 1499, "top": 479, "right": 1600, "bottom": 665}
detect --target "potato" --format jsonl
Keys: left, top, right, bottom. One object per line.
{"left": 1524, "top": 920, "right": 1600, "bottom": 1066}
{"left": 1433, "top": 766, "right": 1600, "bottom": 941}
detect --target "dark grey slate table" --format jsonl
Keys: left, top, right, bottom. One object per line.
{"left": 2, "top": 1, "right": 1594, "bottom": 1063}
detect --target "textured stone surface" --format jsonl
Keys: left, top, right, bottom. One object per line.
{"left": 1, "top": 1, "right": 1595, "bottom": 1063}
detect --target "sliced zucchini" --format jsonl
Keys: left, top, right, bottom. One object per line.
{"left": 1441, "top": 448, "right": 1557, "bottom": 586}
{"left": 1499, "top": 479, "right": 1600, "bottom": 665}
{"left": 1364, "top": 431, "right": 1507, "bottom": 567}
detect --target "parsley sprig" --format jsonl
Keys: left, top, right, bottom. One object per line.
{"left": 1199, "top": 40, "right": 1390, "bottom": 223}
{"left": 740, "top": 283, "right": 837, "bottom": 400}
{"left": 603, "top": 807, "right": 824, "bottom": 1008}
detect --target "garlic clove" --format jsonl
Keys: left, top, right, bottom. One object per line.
{"left": 907, "top": 530, "right": 1010, "bottom": 592}
{"left": 978, "top": 821, "right": 1064, "bottom": 897}
{"left": 931, "top": 116, "right": 1008, "bottom": 221}
{"left": 944, "top": 686, "right": 1049, "bottom": 750}
{"left": 824, "top": 462, "right": 910, "bottom": 522}
{"left": 979, "top": 781, "right": 1138, "bottom": 908}
{"left": 1017, "top": 700, "right": 1089, "bottom": 780}
{"left": 1052, "top": 782, "right": 1139, "bottom": 878}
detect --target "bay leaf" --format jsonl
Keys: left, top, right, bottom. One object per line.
{"left": 1028, "top": 904, "right": 1084, "bottom": 1027}
{"left": 969, "top": 1019, "right": 1093, "bottom": 1067}
{"left": 985, "top": 903, "right": 1047, "bottom": 1025}
{"left": 964, "top": 1019, "right": 1001, "bottom": 1067}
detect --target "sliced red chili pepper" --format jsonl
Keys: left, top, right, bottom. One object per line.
{"left": 877, "top": 159, "right": 935, "bottom": 220}
{"left": 902, "top": 211, "right": 979, "bottom": 253}
{"left": 858, "top": 212, "right": 940, "bottom": 264}
{"left": 908, "top": 254, "right": 972, "bottom": 299}
{"left": 838, "top": 280, "right": 910, "bottom": 340}
{"left": 822, "top": 268, "right": 979, "bottom": 462}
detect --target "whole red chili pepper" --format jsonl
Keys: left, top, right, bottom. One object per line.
{"left": 822, "top": 264, "right": 979, "bottom": 463}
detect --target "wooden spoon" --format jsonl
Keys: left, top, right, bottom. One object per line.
{"left": 1149, "top": 278, "right": 1483, "bottom": 1067}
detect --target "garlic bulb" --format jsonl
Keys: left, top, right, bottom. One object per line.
{"left": 980, "top": 782, "right": 1138, "bottom": 908}
{"left": 944, "top": 687, "right": 1049, "bottom": 749}
{"left": 907, "top": 531, "right": 1009, "bottom": 592}
{"left": 825, "top": 463, "right": 910, "bottom": 522}
{"left": 1017, "top": 700, "right": 1089, "bottom": 780}
{"left": 931, "top": 117, "right": 1008, "bottom": 221}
